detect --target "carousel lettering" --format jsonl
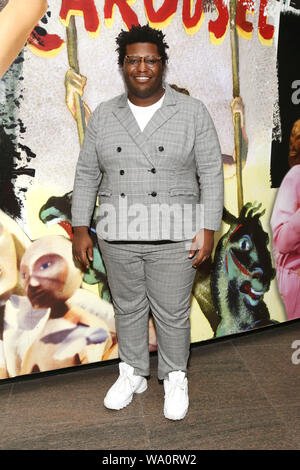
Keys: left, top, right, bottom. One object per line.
{"left": 27, "top": 0, "right": 275, "bottom": 57}
{"left": 60, "top": 0, "right": 101, "bottom": 36}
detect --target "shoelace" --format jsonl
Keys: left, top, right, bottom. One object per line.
{"left": 166, "top": 379, "right": 186, "bottom": 397}
{"left": 117, "top": 372, "right": 136, "bottom": 392}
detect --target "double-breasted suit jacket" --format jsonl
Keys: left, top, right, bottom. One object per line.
{"left": 72, "top": 83, "right": 224, "bottom": 241}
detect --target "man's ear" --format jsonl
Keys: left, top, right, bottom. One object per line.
{"left": 119, "top": 64, "right": 125, "bottom": 80}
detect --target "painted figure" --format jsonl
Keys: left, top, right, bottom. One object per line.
{"left": 19, "top": 235, "right": 113, "bottom": 374}
{"left": 0, "top": 0, "right": 48, "bottom": 78}
{"left": 0, "top": 211, "right": 117, "bottom": 377}
{"left": 271, "top": 120, "right": 300, "bottom": 320}
{"left": 211, "top": 203, "right": 277, "bottom": 336}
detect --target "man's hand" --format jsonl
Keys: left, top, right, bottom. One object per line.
{"left": 72, "top": 226, "right": 93, "bottom": 269}
{"left": 188, "top": 229, "right": 215, "bottom": 268}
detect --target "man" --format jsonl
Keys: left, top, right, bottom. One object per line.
{"left": 71, "top": 24, "right": 224, "bottom": 420}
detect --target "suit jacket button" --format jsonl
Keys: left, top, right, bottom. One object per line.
{"left": 151, "top": 168, "right": 156, "bottom": 173}
{"left": 120, "top": 193, "right": 125, "bottom": 197}
{"left": 120, "top": 170, "right": 125, "bottom": 175}
{"left": 151, "top": 191, "right": 157, "bottom": 197}
{"left": 158, "top": 146, "right": 164, "bottom": 152}
{"left": 117, "top": 147, "right": 122, "bottom": 152}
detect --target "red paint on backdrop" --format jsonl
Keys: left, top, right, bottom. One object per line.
{"left": 60, "top": 0, "right": 100, "bottom": 37}
{"left": 144, "top": 0, "right": 178, "bottom": 28}
{"left": 104, "top": 0, "right": 139, "bottom": 29}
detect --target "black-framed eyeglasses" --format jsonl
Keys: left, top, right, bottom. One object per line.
{"left": 124, "top": 55, "right": 162, "bottom": 67}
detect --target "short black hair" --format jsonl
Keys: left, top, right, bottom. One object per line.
{"left": 115, "top": 24, "right": 169, "bottom": 66}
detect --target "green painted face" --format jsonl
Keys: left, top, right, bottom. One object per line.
{"left": 224, "top": 230, "right": 266, "bottom": 307}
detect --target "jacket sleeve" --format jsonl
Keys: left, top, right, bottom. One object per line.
{"left": 71, "top": 107, "right": 102, "bottom": 228}
{"left": 194, "top": 102, "right": 224, "bottom": 231}
{"left": 270, "top": 166, "right": 300, "bottom": 254}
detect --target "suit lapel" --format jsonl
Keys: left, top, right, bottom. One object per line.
{"left": 143, "top": 84, "right": 178, "bottom": 139}
{"left": 112, "top": 93, "right": 156, "bottom": 166}
{"left": 112, "top": 84, "right": 178, "bottom": 166}
{"left": 113, "top": 93, "right": 140, "bottom": 141}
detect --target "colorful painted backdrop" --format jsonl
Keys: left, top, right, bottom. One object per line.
{"left": 0, "top": 0, "right": 299, "bottom": 379}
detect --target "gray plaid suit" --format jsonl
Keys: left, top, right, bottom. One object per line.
{"left": 72, "top": 83, "right": 224, "bottom": 379}
{"left": 72, "top": 83, "right": 223, "bottom": 240}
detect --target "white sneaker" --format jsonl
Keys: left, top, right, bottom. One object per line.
{"left": 104, "top": 362, "right": 147, "bottom": 410}
{"left": 163, "top": 371, "right": 189, "bottom": 420}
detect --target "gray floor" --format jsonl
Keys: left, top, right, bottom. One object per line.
{"left": 0, "top": 320, "right": 300, "bottom": 450}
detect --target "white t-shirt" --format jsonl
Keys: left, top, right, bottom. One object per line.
{"left": 128, "top": 92, "right": 165, "bottom": 131}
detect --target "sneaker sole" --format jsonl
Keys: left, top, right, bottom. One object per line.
{"left": 104, "top": 380, "right": 148, "bottom": 410}
{"left": 163, "top": 402, "right": 189, "bottom": 421}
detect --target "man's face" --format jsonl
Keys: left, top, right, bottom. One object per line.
{"left": 121, "top": 42, "right": 165, "bottom": 105}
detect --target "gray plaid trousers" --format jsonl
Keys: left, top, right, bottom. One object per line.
{"left": 98, "top": 239, "right": 196, "bottom": 380}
